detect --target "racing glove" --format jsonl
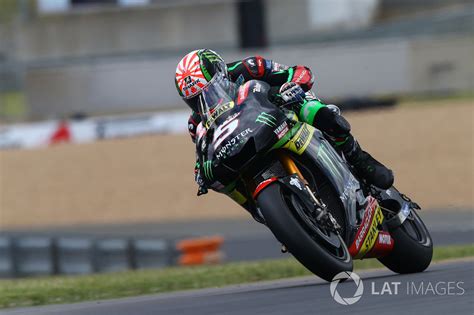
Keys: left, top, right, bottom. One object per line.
{"left": 194, "top": 162, "right": 208, "bottom": 196}
{"left": 279, "top": 82, "right": 306, "bottom": 105}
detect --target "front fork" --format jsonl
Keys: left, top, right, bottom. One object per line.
{"left": 274, "top": 148, "right": 397, "bottom": 260}
{"left": 278, "top": 151, "right": 321, "bottom": 207}
{"left": 276, "top": 151, "right": 342, "bottom": 232}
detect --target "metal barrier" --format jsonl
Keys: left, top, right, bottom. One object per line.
{"left": 0, "top": 235, "right": 224, "bottom": 278}
{"left": 95, "top": 239, "right": 131, "bottom": 273}
{"left": 0, "top": 237, "right": 14, "bottom": 278}
{"left": 133, "top": 239, "right": 172, "bottom": 269}
{"left": 56, "top": 238, "right": 94, "bottom": 275}
{"left": 15, "top": 237, "right": 54, "bottom": 277}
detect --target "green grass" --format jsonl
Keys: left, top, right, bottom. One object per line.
{"left": 0, "top": 244, "right": 472, "bottom": 309}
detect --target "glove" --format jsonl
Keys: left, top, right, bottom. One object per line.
{"left": 197, "top": 183, "right": 208, "bottom": 196}
{"left": 196, "top": 175, "right": 208, "bottom": 196}
{"left": 194, "top": 164, "right": 208, "bottom": 196}
{"left": 304, "top": 90, "right": 318, "bottom": 101}
{"left": 279, "top": 82, "right": 306, "bottom": 104}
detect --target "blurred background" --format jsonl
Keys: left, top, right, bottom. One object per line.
{"left": 0, "top": 0, "right": 472, "bottom": 278}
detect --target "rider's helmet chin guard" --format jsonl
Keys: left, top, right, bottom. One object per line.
{"left": 175, "top": 49, "right": 228, "bottom": 114}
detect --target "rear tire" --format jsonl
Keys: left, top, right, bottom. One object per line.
{"left": 257, "top": 183, "right": 353, "bottom": 282}
{"left": 378, "top": 210, "right": 433, "bottom": 273}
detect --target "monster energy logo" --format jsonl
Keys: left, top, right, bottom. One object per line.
{"left": 256, "top": 112, "right": 277, "bottom": 127}
{"left": 203, "top": 160, "right": 214, "bottom": 180}
{"left": 201, "top": 51, "right": 221, "bottom": 62}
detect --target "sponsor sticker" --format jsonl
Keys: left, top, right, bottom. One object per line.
{"left": 349, "top": 197, "right": 385, "bottom": 259}
{"left": 273, "top": 121, "right": 289, "bottom": 139}
{"left": 252, "top": 82, "right": 262, "bottom": 93}
{"left": 283, "top": 124, "right": 314, "bottom": 155}
{"left": 289, "top": 177, "right": 303, "bottom": 190}
{"left": 272, "top": 62, "right": 289, "bottom": 72}
{"left": 237, "top": 83, "right": 250, "bottom": 105}
{"left": 215, "top": 128, "right": 253, "bottom": 159}
{"left": 256, "top": 112, "right": 277, "bottom": 127}
{"left": 205, "top": 101, "right": 234, "bottom": 128}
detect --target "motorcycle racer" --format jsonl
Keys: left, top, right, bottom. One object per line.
{"left": 175, "top": 49, "right": 394, "bottom": 205}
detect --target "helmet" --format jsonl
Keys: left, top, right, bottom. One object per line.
{"left": 175, "top": 49, "right": 227, "bottom": 113}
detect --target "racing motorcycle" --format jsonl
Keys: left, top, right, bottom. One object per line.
{"left": 195, "top": 70, "right": 433, "bottom": 282}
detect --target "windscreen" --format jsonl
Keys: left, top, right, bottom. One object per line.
{"left": 200, "top": 69, "right": 239, "bottom": 128}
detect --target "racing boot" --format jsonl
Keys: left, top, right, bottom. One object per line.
{"left": 339, "top": 135, "right": 394, "bottom": 189}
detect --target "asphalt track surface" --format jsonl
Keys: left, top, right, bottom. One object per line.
{"left": 3, "top": 209, "right": 473, "bottom": 262}
{"left": 2, "top": 259, "right": 473, "bottom": 315}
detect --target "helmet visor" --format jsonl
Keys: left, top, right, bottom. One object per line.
{"left": 183, "top": 95, "right": 201, "bottom": 113}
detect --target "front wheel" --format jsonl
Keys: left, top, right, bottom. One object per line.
{"left": 257, "top": 183, "right": 352, "bottom": 282}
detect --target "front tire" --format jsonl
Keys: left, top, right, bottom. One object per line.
{"left": 378, "top": 210, "right": 433, "bottom": 273}
{"left": 257, "top": 183, "right": 353, "bottom": 282}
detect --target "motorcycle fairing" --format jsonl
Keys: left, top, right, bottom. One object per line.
{"left": 198, "top": 80, "right": 291, "bottom": 182}
{"left": 197, "top": 77, "right": 372, "bottom": 242}
{"left": 348, "top": 196, "right": 386, "bottom": 259}
{"left": 372, "top": 186, "right": 417, "bottom": 229}
{"left": 275, "top": 125, "right": 362, "bottom": 231}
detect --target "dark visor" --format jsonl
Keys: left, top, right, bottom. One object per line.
{"left": 183, "top": 94, "right": 201, "bottom": 113}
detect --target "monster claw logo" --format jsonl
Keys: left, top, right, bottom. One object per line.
{"left": 184, "top": 76, "right": 192, "bottom": 85}
{"left": 201, "top": 51, "right": 222, "bottom": 63}
{"left": 256, "top": 112, "right": 277, "bottom": 127}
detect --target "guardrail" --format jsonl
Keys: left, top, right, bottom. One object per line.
{"left": 0, "top": 235, "right": 224, "bottom": 278}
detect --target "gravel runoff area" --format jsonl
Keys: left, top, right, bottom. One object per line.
{"left": 0, "top": 100, "right": 472, "bottom": 229}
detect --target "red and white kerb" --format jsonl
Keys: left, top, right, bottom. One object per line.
{"left": 175, "top": 50, "right": 207, "bottom": 99}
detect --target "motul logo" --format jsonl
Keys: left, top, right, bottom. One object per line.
{"left": 378, "top": 233, "right": 392, "bottom": 245}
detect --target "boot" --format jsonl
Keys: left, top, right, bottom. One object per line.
{"left": 339, "top": 135, "right": 394, "bottom": 189}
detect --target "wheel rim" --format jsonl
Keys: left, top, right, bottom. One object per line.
{"left": 283, "top": 190, "right": 349, "bottom": 261}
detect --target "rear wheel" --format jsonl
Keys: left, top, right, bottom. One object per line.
{"left": 257, "top": 182, "right": 352, "bottom": 282}
{"left": 378, "top": 210, "right": 433, "bottom": 273}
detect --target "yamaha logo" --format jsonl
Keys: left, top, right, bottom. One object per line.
{"left": 330, "top": 271, "right": 364, "bottom": 305}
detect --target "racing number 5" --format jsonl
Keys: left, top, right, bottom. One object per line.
{"left": 213, "top": 116, "right": 239, "bottom": 149}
